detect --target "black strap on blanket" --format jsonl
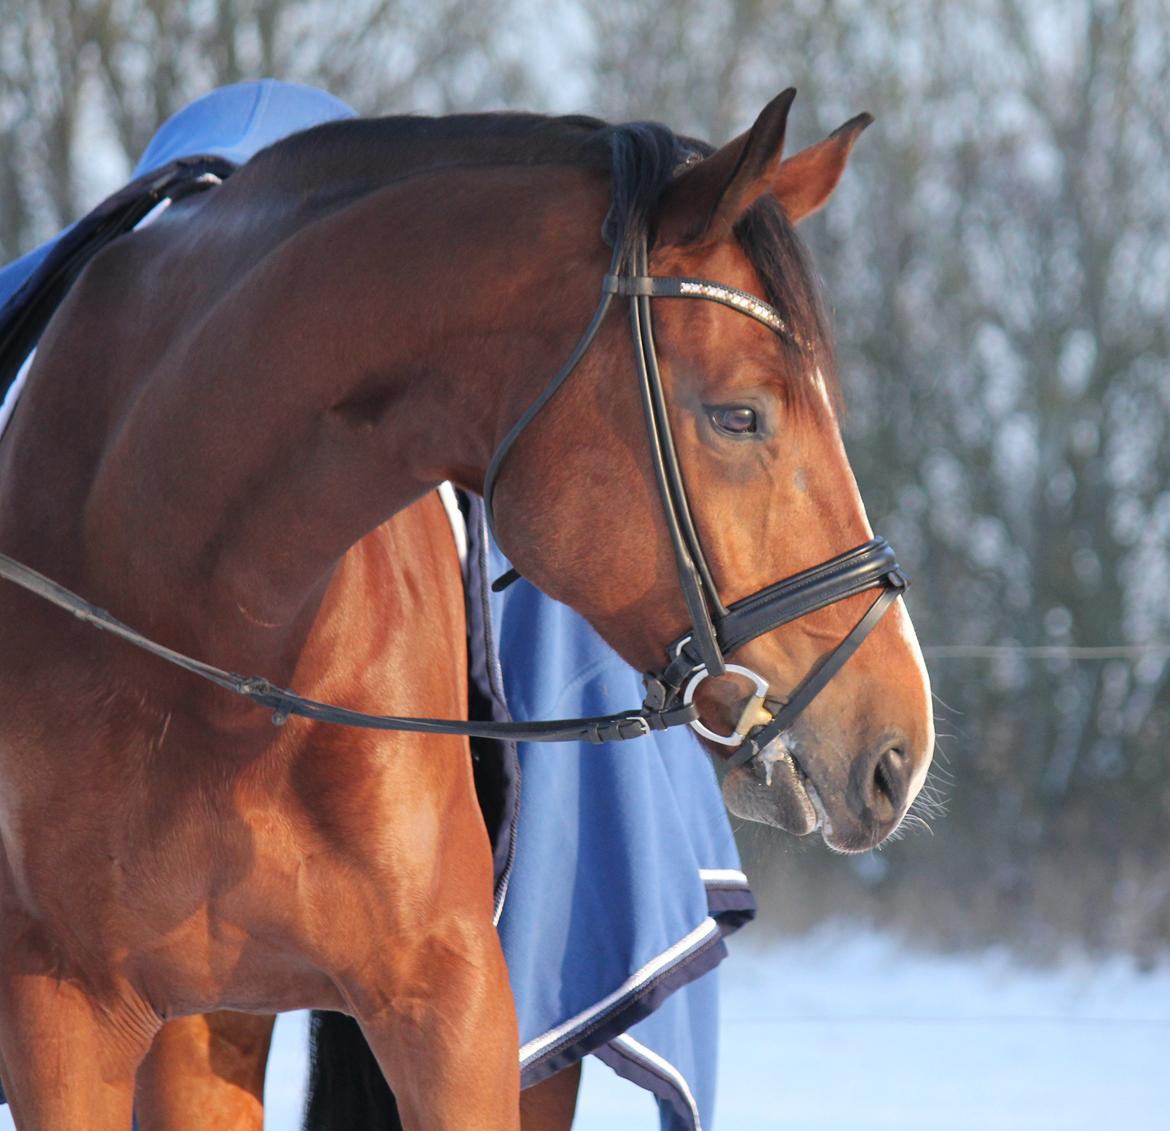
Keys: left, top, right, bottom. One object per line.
{"left": 0, "top": 155, "right": 235, "bottom": 397}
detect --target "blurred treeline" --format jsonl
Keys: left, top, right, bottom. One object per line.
{"left": 2, "top": 0, "right": 1168, "bottom": 959}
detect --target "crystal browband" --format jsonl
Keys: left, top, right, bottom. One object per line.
{"left": 602, "top": 273, "right": 807, "bottom": 350}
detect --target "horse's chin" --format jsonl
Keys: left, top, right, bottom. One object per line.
{"left": 721, "top": 744, "right": 822, "bottom": 837}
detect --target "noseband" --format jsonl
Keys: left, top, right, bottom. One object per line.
{"left": 483, "top": 230, "right": 907, "bottom": 768}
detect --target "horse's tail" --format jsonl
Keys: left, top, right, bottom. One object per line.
{"left": 303, "top": 1010, "right": 404, "bottom": 1131}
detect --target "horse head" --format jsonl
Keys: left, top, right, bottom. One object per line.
{"left": 490, "top": 91, "right": 933, "bottom": 852}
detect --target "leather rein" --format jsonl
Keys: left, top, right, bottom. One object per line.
{"left": 0, "top": 164, "right": 907, "bottom": 763}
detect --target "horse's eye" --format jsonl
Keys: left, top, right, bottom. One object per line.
{"left": 711, "top": 406, "right": 758, "bottom": 435}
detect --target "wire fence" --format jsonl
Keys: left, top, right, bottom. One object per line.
{"left": 724, "top": 1014, "right": 1170, "bottom": 1026}
{"left": 922, "top": 644, "right": 1170, "bottom": 660}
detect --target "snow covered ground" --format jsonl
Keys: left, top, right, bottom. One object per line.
{"left": 254, "top": 927, "right": 1170, "bottom": 1130}
{"left": 2, "top": 926, "right": 1166, "bottom": 1129}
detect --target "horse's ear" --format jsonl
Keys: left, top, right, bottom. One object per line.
{"left": 658, "top": 100, "right": 873, "bottom": 244}
{"left": 773, "top": 112, "right": 873, "bottom": 223}
{"left": 657, "top": 88, "right": 797, "bottom": 246}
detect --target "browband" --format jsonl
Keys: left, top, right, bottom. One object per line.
{"left": 603, "top": 273, "right": 807, "bottom": 349}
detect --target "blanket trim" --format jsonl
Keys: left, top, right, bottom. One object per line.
{"left": 597, "top": 1034, "right": 705, "bottom": 1131}
{"left": 517, "top": 872, "right": 754, "bottom": 1088}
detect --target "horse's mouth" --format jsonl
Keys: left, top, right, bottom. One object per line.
{"left": 721, "top": 738, "right": 827, "bottom": 838}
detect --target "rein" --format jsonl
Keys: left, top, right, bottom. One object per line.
{"left": 0, "top": 159, "right": 908, "bottom": 762}
{"left": 0, "top": 552, "right": 691, "bottom": 743}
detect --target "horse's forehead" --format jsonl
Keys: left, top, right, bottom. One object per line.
{"left": 654, "top": 239, "right": 760, "bottom": 290}
{"left": 651, "top": 243, "right": 785, "bottom": 357}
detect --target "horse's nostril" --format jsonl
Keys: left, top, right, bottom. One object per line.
{"left": 871, "top": 744, "right": 908, "bottom": 817}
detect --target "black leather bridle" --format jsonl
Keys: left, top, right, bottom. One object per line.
{"left": 0, "top": 159, "right": 907, "bottom": 766}
{"left": 484, "top": 229, "right": 908, "bottom": 768}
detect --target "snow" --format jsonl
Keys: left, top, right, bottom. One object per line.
{"left": 690, "top": 928, "right": 1170, "bottom": 1130}
{"left": 1, "top": 926, "right": 1166, "bottom": 1128}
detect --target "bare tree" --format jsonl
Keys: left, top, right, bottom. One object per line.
{"left": 0, "top": 0, "right": 536, "bottom": 260}
{"left": 580, "top": 0, "right": 1170, "bottom": 955}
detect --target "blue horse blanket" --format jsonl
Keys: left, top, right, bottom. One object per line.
{"left": 0, "top": 80, "right": 754, "bottom": 1130}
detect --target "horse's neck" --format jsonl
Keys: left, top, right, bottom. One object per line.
{"left": 78, "top": 164, "right": 608, "bottom": 662}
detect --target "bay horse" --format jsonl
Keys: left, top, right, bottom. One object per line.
{"left": 0, "top": 87, "right": 933, "bottom": 1129}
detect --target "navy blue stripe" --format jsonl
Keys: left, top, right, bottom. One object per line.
{"left": 594, "top": 1039, "right": 699, "bottom": 1131}
{"left": 706, "top": 883, "right": 757, "bottom": 935}
{"left": 520, "top": 879, "right": 756, "bottom": 1087}
{"left": 520, "top": 928, "right": 726, "bottom": 1088}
